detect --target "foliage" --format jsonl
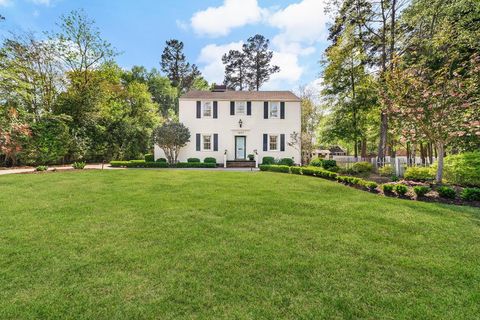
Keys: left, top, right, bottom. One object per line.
{"left": 310, "top": 157, "right": 323, "bottom": 167}
{"left": 0, "top": 108, "right": 31, "bottom": 166}
{"left": 262, "top": 156, "right": 275, "bottom": 165}
{"left": 110, "top": 160, "right": 168, "bottom": 168}
{"left": 277, "top": 158, "right": 294, "bottom": 166}
{"left": 247, "top": 154, "right": 254, "bottom": 161}
{"left": 187, "top": 158, "right": 200, "bottom": 163}
{"left": 35, "top": 165, "right": 48, "bottom": 171}
{"left": 156, "top": 158, "right": 167, "bottom": 163}
{"left": 460, "top": 188, "right": 480, "bottom": 202}
{"left": 72, "top": 162, "right": 86, "bottom": 169}
{"left": 174, "top": 162, "right": 216, "bottom": 168}
{"left": 379, "top": 165, "right": 394, "bottom": 177}
{"left": 434, "top": 152, "right": 480, "bottom": 187}
{"left": 352, "top": 162, "right": 373, "bottom": 174}
{"left": 413, "top": 186, "right": 431, "bottom": 197}
{"left": 222, "top": 50, "right": 248, "bottom": 90}
{"left": 290, "top": 167, "right": 302, "bottom": 175}
{"left": 394, "top": 184, "right": 409, "bottom": 196}
{"left": 203, "top": 157, "right": 216, "bottom": 164}
{"left": 321, "top": 160, "right": 337, "bottom": 171}
{"left": 404, "top": 167, "right": 435, "bottom": 182}
{"left": 382, "top": 184, "right": 394, "bottom": 193}
{"left": 144, "top": 154, "right": 154, "bottom": 162}
{"left": 153, "top": 122, "right": 190, "bottom": 164}
{"left": 436, "top": 186, "right": 456, "bottom": 199}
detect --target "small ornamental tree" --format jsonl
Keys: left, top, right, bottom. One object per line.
{"left": 386, "top": 54, "right": 480, "bottom": 182}
{"left": 0, "top": 108, "right": 31, "bottom": 166}
{"left": 153, "top": 122, "right": 190, "bottom": 164}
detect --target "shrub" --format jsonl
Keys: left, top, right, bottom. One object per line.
{"left": 391, "top": 175, "right": 399, "bottom": 182}
{"left": 130, "top": 160, "right": 146, "bottom": 164}
{"left": 156, "top": 158, "right": 167, "bottom": 163}
{"left": 310, "top": 157, "right": 323, "bottom": 167}
{"left": 404, "top": 167, "right": 435, "bottom": 182}
{"left": 269, "top": 165, "right": 290, "bottom": 173}
{"left": 262, "top": 156, "right": 275, "bottom": 165}
{"left": 144, "top": 154, "right": 154, "bottom": 162}
{"left": 109, "top": 161, "right": 169, "bottom": 168}
{"left": 36, "top": 165, "right": 48, "bottom": 172}
{"left": 175, "top": 162, "right": 215, "bottom": 168}
{"left": 382, "top": 184, "right": 394, "bottom": 193}
{"left": 72, "top": 162, "right": 86, "bottom": 170}
{"left": 302, "top": 168, "right": 315, "bottom": 176}
{"left": 413, "top": 186, "right": 431, "bottom": 197}
{"left": 187, "top": 158, "right": 200, "bottom": 163}
{"left": 460, "top": 188, "right": 480, "bottom": 201}
{"left": 434, "top": 152, "right": 480, "bottom": 187}
{"left": 259, "top": 164, "right": 269, "bottom": 171}
{"left": 322, "top": 160, "right": 337, "bottom": 171}
{"left": 436, "top": 186, "right": 456, "bottom": 199}
{"left": 290, "top": 167, "right": 302, "bottom": 175}
{"left": 394, "top": 184, "right": 408, "bottom": 195}
{"left": 247, "top": 154, "right": 254, "bottom": 161}
{"left": 327, "top": 165, "right": 340, "bottom": 172}
{"left": 110, "top": 161, "right": 130, "bottom": 167}
{"left": 278, "top": 158, "right": 294, "bottom": 166}
{"left": 352, "top": 162, "right": 373, "bottom": 173}
{"left": 379, "top": 165, "right": 394, "bottom": 177}
{"left": 362, "top": 181, "right": 378, "bottom": 191}
{"left": 204, "top": 157, "right": 217, "bottom": 164}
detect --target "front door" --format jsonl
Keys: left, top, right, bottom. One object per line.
{"left": 235, "top": 136, "right": 246, "bottom": 159}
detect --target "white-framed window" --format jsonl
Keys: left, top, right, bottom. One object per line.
{"left": 203, "top": 134, "right": 212, "bottom": 150}
{"left": 269, "top": 135, "right": 278, "bottom": 151}
{"left": 269, "top": 101, "right": 280, "bottom": 118}
{"left": 203, "top": 101, "right": 212, "bottom": 117}
{"left": 235, "top": 101, "right": 246, "bottom": 115}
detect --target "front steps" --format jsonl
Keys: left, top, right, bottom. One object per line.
{"left": 226, "top": 160, "right": 256, "bottom": 168}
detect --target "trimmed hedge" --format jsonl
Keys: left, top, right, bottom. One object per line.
{"left": 204, "top": 157, "right": 217, "bottom": 164}
{"left": 404, "top": 167, "right": 435, "bottom": 182}
{"left": 156, "top": 158, "right": 167, "bottom": 163}
{"left": 322, "top": 160, "right": 337, "bottom": 171}
{"left": 262, "top": 157, "right": 275, "bottom": 165}
{"left": 394, "top": 184, "right": 408, "bottom": 195}
{"left": 310, "top": 157, "right": 323, "bottom": 167}
{"left": 110, "top": 160, "right": 215, "bottom": 168}
{"left": 460, "top": 188, "right": 480, "bottom": 201}
{"left": 437, "top": 186, "right": 456, "bottom": 199}
{"left": 382, "top": 184, "right": 394, "bottom": 193}
{"left": 290, "top": 167, "right": 302, "bottom": 174}
{"left": 278, "top": 158, "right": 294, "bottom": 166}
{"left": 187, "top": 158, "right": 200, "bottom": 163}
{"left": 176, "top": 162, "right": 216, "bottom": 168}
{"left": 144, "top": 154, "right": 154, "bottom": 162}
{"left": 413, "top": 186, "right": 431, "bottom": 197}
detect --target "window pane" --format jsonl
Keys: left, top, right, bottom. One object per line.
{"left": 203, "top": 102, "right": 212, "bottom": 117}
{"left": 269, "top": 135, "right": 278, "bottom": 150}
{"left": 270, "top": 102, "right": 279, "bottom": 117}
{"left": 236, "top": 101, "right": 246, "bottom": 114}
{"left": 203, "top": 135, "right": 211, "bottom": 150}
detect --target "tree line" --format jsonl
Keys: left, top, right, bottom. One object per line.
{"left": 0, "top": 10, "right": 208, "bottom": 166}
{"left": 319, "top": 0, "right": 479, "bottom": 181}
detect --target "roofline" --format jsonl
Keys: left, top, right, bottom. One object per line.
{"left": 179, "top": 97, "right": 301, "bottom": 102}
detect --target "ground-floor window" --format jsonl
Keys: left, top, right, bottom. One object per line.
{"left": 269, "top": 135, "right": 278, "bottom": 151}
{"left": 203, "top": 135, "right": 212, "bottom": 150}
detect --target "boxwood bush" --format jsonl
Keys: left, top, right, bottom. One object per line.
{"left": 394, "top": 184, "right": 408, "bottom": 195}
{"left": 269, "top": 165, "right": 290, "bottom": 173}
{"left": 144, "top": 154, "right": 154, "bottom": 162}
{"left": 290, "top": 167, "right": 302, "bottom": 174}
{"left": 187, "top": 158, "right": 200, "bottom": 163}
{"left": 436, "top": 186, "right": 456, "bottom": 199}
{"left": 262, "top": 156, "right": 275, "bottom": 165}
{"left": 460, "top": 188, "right": 480, "bottom": 201}
{"left": 156, "top": 158, "right": 167, "bottom": 163}
{"left": 382, "top": 184, "right": 394, "bottom": 193}
{"left": 310, "top": 157, "right": 323, "bottom": 167}
{"left": 204, "top": 157, "right": 217, "bottom": 164}
{"left": 302, "top": 168, "right": 315, "bottom": 176}
{"left": 352, "top": 162, "right": 373, "bottom": 173}
{"left": 278, "top": 158, "right": 294, "bottom": 166}
{"left": 404, "top": 167, "right": 435, "bottom": 182}
{"left": 322, "top": 160, "right": 337, "bottom": 171}
{"left": 413, "top": 186, "right": 431, "bottom": 197}
{"left": 176, "top": 162, "right": 216, "bottom": 168}
{"left": 379, "top": 165, "right": 394, "bottom": 177}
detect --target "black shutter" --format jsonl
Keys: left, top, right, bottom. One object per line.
{"left": 213, "top": 134, "right": 218, "bottom": 151}
{"left": 280, "top": 134, "right": 285, "bottom": 151}
{"left": 280, "top": 102, "right": 285, "bottom": 119}
{"left": 263, "top": 134, "right": 268, "bottom": 151}
{"left": 213, "top": 101, "right": 218, "bottom": 119}
{"left": 196, "top": 134, "right": 201, "bottom": 151}
{"left": 264, "top": 102, "right": 268, "bottom": 119}
{"left": 247, "top": 101, "right": 252, "bottom": 115}
{"left": 196, "top": 101, "right": 201, "bottom": 118}
{"left": 230, "top": 101, "right": 235, "bottom": 115}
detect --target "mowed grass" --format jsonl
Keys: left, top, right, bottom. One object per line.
{"left": 1, "top": 170, "right": 479, "bottom": 319}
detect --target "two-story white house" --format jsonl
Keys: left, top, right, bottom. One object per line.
{"left": 154, "top": 88, "right": 301, "bottom": 167}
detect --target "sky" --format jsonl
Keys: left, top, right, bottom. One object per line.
{"left": 0, "top": 0, "right": 330, "bottom": 91}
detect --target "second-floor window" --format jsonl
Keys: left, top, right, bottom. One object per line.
{"left": 203, "top": 135, "right": 212, "bottom": 150}
{"left": 235, "top": 101, "right": 246, "bottom": 115}
{"left": 270, "top": 102, "right": 279, "bottom": 118}
{"left": 203, "top": 101, "right": 212, "bottom": 117}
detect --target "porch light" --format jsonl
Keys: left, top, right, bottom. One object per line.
{"left": 238, "top": 119, "right": 243, "bottom": 128}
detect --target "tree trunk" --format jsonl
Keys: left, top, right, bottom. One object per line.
{"left": 435, "top": 142, "right": 444, "bottom": 183}
{"left": 361, "top": 138, "right": 367, "bottom": 159}
{"left": 378, "top": 111, "right": 388, "bottom": 161}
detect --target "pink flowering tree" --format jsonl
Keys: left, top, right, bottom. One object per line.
{"left": 386, "top": 54, "right": 480, "bottom": 182}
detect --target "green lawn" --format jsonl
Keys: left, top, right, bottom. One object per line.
{"left": 1, "top": 170, "right": 479, "bottom": 319}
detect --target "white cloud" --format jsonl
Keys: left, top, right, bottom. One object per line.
{"left": 191, "top": 0, "right": 265, "bottom": 37}
{"left": 198, "top": 41, "right": 243, "bottom": 84}
{"left": 0, "top": 0, "right": 12, "bottom": 7}
{"left": 176, "top": 19, "right": 189, "bottom": 31}
{"left": 30, "top": 0, "right": 51, "bottom": 5}
{"left": 262, "top": 51, "right": 303, "bottom": 90}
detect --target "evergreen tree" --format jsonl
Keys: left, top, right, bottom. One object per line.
{"left": 222, "top": 49, "right": 247, "bottom": 90}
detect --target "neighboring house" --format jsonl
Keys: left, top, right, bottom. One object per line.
{"left": 313, "top": 145, "right": 347, "bottom": 158}
{"left": 154, "top": 87, "right": 302, "bottom": 166}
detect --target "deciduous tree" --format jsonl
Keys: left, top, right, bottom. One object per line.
{"left": 153, "top": 122, "right": 190, "bottom": 164}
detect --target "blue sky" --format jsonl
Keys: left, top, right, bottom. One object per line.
{"left": 0, "top": 0, "right": 330, "bottom": 90}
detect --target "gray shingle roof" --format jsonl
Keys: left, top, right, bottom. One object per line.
{"left": 180, "top": 90, "right": 301, "bottom": 102}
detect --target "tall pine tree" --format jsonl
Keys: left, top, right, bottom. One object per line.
{"left": 222, "top": 50, "right": 247, "bottom": 91}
